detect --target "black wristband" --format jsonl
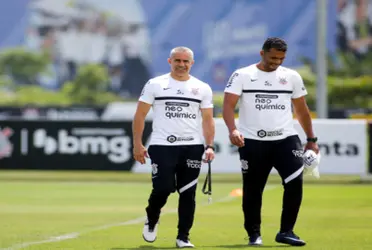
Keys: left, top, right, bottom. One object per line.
{"left": 307, "top": 137, "right": 318, "bottom": 143}
{"left": 205, "top": 145, "right": 215, "bottom": 151}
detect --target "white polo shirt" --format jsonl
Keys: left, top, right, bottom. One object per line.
{"left": 224, "top": 64, "right": 307, "bottom": 141}
{"left": 139, "top": 73, "right": 213, "bottom": 145}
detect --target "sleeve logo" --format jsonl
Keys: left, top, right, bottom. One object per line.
{"left": 226, "top": 72, "right": 239, "bottom": 88}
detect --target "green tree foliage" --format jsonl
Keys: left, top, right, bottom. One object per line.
{"left": 62, "top": 64, "right": 122, "bottom": 105}
{"left": 297, "top": 66, "right": 372, "bottom": 109}
{"left": 0, "top": 47, "right": 50, "bottom": 85}
{"left": 0, "top": 48, "right": 124, "bottom": 106}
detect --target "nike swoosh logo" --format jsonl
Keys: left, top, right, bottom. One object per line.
{"left": 163, "top": 88, "right": 171, "bottom": 90}
{"left": 251, "top": 79, "right": 257, "bottom": 82}
{"left": 283, "top": 237, "right": 303, "bottom": 242}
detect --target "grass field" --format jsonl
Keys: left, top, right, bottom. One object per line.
{"left": 0, "top": 171, "right": 372, "bottom": 250}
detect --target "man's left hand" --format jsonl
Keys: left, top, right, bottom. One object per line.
{"left": 304, "top": 141, "right": 319, "bottom": 154}
{"left": 203, "top": 148, "right": 215, "bottom": 163}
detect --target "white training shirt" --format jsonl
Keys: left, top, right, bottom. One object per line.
{"left": 224, "top": 64, "right": 307, "bottom": 141}
{"left": 139, "top": 73, "right": 213, "bottom": 145}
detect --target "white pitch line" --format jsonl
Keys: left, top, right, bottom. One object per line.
{"left": 2, "top": 185, "right": 277, "bottom": 250}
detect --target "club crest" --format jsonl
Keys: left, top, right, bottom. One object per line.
{"left": 191, "top": 88, "right": 199, "bottom": 95}
{"left": 279, "top": 77, "right": 287, "bottom": 85}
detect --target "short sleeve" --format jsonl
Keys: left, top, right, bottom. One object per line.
{"left": 200, "top": 85, "right": 214, "bottom": 109}
{"left": 291, "top": 71, "right": 307, "bottom": 99}
{"left": 224, "top": 71, "right": 244, "bottom": 96}
{"left": 138, "top": 81, "right": 155, "bottom": 104}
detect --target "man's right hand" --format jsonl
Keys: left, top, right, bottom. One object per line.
{"left": 133, "top": 143, "right": 149, "bottom": 164}
{"left": 229, "top": 129, "right": 245, "bottom": 147}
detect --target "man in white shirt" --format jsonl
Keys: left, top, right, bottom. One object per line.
{"left": 132, "top": 46, "right": 215, "bottom": 248}
{"left": 223, "top": 37, "right": 319, "bottom": 247}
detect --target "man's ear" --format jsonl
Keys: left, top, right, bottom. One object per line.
{"left": 167, "top": 58, "right": 171, "bottom": 64}
{"left": 260, "top": 50, "right": 264, "bottom": 57}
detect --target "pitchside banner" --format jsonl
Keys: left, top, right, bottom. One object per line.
{"left": 0, "top": 120, "right": 152, "bottom": 171}
{"left": 132, "top": 119, "right": 368, "bottom": 175}
{"left": 0, "top": 119, "right": 369, "bottom": 174}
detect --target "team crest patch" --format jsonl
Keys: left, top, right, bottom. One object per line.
{"left": 191, "top": 88, "right": 199, "bottom": 95}
{"left": 151, "top": 163, "right": 158, "bottom": 175}
{"left": 279, "top": 77, "right": 287, "bottom": 85}
{"left": 240, "top": 160, "right": 249, "bottom": 170}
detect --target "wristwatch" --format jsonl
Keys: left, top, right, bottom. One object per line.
{"left": 205, "top": 145, "right": 215, "bottom": 150}
{"left": 306, "top": 137, "right": 318, "bottom": 143}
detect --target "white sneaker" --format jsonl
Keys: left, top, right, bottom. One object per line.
{"left": 142, "top": 219, "right": 158, "bottom": 243}
{"left": 248, "top": 235, "right": 263, "bottom": 246}
{"left": 176, "top": 238, "right": 195, "bottom": 248}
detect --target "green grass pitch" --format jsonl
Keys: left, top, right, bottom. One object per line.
{"left": 0, "top": 171, "right": 371, "bottom": 250}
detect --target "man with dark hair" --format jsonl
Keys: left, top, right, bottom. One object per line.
{"left": 222, "top": 37, "right": 319, "bottom": 247}
{"left": 262, "top": 37, "right": 288, "bottom": 53}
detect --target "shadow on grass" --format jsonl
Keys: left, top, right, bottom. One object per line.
{"left": 112, "top": 244, "right": 292, "bottom": 249}
{"left": 207, "top": 244, "right": 293, "bottom": 248}
{"left": 111, "top": 245, "right": 177, "bottom": 250}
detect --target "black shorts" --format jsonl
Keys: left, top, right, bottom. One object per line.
{"left": 148, "top": 144, "right": 204, "bottom": 193}
{"left": 238, "top": 135, "right": 304, "bottom": 184}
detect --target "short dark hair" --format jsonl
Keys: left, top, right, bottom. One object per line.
{"left": 262, "top": 37, "right": 287, "bottom": 52}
